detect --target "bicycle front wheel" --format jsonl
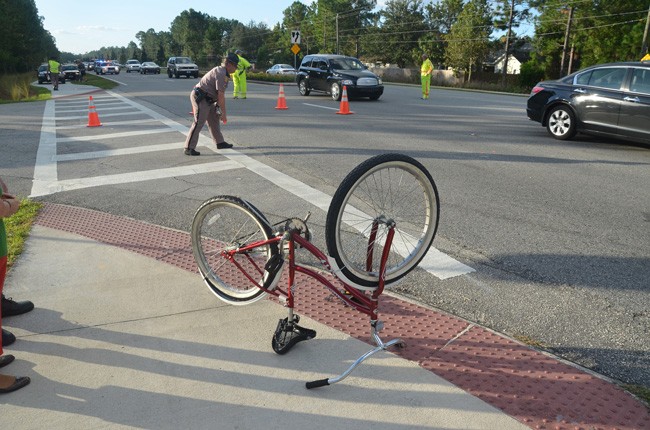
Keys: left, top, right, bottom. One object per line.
{"left": 325, "top": 153, "right": 440, "bottom": 288}
{"left": 191, "top": 196, "right": 278, "bottom": 304}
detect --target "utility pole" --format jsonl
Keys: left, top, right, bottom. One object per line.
{"left": 560, "top": 6, "right": 574, "bottom": 77}
{"left": 336, "top": 13, "right": 339, "bottom": 55}
{"left": 501, "top": 0, "right": 516, "bottom": 86}
{"left": 642, "top": 5, "right": 650, "bottom": 57}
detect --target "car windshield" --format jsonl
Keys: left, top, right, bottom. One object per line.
{"left": 280, "top": 64, "right": 293, "bottom": 69}
{"left": 38, "top": 65, "right": 47, "bottom": 72}
{"left": 177, "top": 58, "right": 193, "bottom": 64}
{"left": 62, "top": 65, "right": 76, "bottom": 70}
{"left": 329, "top": 58, "right": 365, "bottom": 70}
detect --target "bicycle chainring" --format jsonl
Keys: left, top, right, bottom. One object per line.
{"left": 284, "top": 218, "right": 312, "bottom": 244}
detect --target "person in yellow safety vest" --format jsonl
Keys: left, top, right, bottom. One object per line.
{"left": 232, "top": 50, "right": 251, "bottom": 99}
{"left": 48, "top": 56, "right": 61, "bottom": 91}
{"left": 420, "top": 54, "right": 433, "bottom": 100}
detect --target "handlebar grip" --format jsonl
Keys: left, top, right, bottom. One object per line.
{"left": 306, "top": 378, "right": 330, "bottom": 389}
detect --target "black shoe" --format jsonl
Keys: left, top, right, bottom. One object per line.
{"left": 2, "top": 329, "right": 16, "bottom": 347}
{"left": 2, "top": 295, "right": 34, "bottom": 317}
{"left": 184, "top": 148, "right": 200, "bottom": 156}
{"left": 0, "top": 376, "right": 30, "bottom": 394}
{"left": 216, "top": 142, "right": 233, "bottom": 149}
{"left": 0, "top": 355, "right": 15, "bottom": 368}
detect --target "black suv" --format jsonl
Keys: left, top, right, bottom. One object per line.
{"left": 167, "top": 56, "right": 199, "bottom": 79}
{"left": 296, "top": 54, "right": 383, "bottom": 101}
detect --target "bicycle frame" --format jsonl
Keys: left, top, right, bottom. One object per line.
{"left": 219, "top": 217, "right": 402, "bottom": 388}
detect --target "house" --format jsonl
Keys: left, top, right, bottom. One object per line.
{"left": 484, "top": 44, "right": 532, "bottom": 75}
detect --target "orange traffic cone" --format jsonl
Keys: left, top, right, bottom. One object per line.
{"left": 275, "top": 83, "right": 288, "bottom": 110}
{"left": 87, "top": 96, "right": 102, "bottom": 127}
{"left": 336, "top": 86, "right": 353, "bottom": 115}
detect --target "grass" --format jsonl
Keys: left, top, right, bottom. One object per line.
{"left": 5, "top": 199, "right": 42, "bottom": 269}
{"left": 0, "top": 72, "right": 51, "bottom": 103}
{"left": 623, "top": 384, "right": 650, "bottom": 409}
{"left": 71, "top": 73, "right": 119, "bottom": 90}
{"left": 0, "top": 71, "right": 118, "bottom": 104}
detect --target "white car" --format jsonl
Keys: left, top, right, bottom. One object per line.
{"left": 125, "top": 60, "right": 141, "bottom": 73}
{"left": 266, "top": 64, "right": 297, "bottom": 75}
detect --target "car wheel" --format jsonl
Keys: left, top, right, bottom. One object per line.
{"left": 330, "top": 83, "right": 342, "bottom": 101}
{"left": 167, "top": 70, "right": 172, "bottom": 78}
{"left": 546, "top": 105, "right": 577, "bottom": 140}
{"left": 298, "top": 79, "right": 310, "bottom": 96}
{"left": 174, "top": 72, "right": 179, "bottom": 79}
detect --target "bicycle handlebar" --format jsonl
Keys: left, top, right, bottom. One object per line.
{"left": 305, "top": 378, "right": 330, "bottom": 389}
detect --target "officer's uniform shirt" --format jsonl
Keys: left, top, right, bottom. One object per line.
{"left": 195, "top": 66, "right": 229, "bottom": 101}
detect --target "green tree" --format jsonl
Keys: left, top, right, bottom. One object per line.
{"left": 445, "top": 0, "right": 493, "bottom": 82}
{"left": 0, "top": 0, "right": 57, "bottom": 73}
{"left": 370, "top": 0, "right": 426, "bottom": 67}
{"left": 421, "top": 0, "right": 464, "bottom": 66}
{"left": 170, "top": 9, "right": 212, "bottom": 61}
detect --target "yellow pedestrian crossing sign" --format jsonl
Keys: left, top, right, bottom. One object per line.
{"left": 291, "top": 44, "right": 301, "bottom": 55}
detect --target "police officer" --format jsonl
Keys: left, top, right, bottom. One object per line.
{"left": 232, "top": 50, "right": 251, "bottom": 99}
{"left": 48, "top": 56, "right": 61, "bottom": 91}
{"left": 183, "top": 53, "right": 239, "bottom": 156}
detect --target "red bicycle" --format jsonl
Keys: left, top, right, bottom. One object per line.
{"left": 191, "top": 153, "right": 440, "bottom": 388}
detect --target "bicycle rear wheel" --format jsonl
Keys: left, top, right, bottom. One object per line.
{"left": 191, "top": 196, "right": 279, "bottom": 304}
{"left": 325, "top": 153, "right": 440, "bottom": 288}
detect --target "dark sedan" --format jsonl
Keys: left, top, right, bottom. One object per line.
{"left": 140, "top": 62, "right": 161, "bottom": 74}
{"left": 527, "top": 61, "right": 650, "bottom": 144}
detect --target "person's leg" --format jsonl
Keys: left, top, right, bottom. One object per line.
{"left": 52, "top": 73, "right": 59, "bottom": 90}
{"left": 240, "top": 74, "right": 247, "bottom": 99}
{"left": 205, "top": 104, "right": 225, "bottom": 145}
{"left": 184, "top": 94, "right": 208, "bottom": 152}
{"left": 422, "top": 75, "right": 431, "bottom": 99}
{"left": 232, "top": 74, "right": 240, "bottom": 98}
{"left": 0, "top": 254, "right": 29, "bottom": 393}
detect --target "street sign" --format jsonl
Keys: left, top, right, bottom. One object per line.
{"left": 291, "top": 44, "right": 301, "bottom": 55}
{"left": 291, "top": 30, "right": 301, "bottom": 44}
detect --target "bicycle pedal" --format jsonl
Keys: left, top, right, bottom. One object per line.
{"left": 261, "top": 254, "right": 284, "bottom": 290}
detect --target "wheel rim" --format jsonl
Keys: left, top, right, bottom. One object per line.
{"left": 549, "top": 109, "right": 571, "bottom": 137}
{"left": 192, "top": 200, "right": 271, "bottom": 301}
{"left": 331, "top": 84, "right": 340, "bottom": 100}
{"left": 299, "top": 80, "right": 307, "bottom": 95}
{"left": 331, "top": 160, "right": 439, "bottom": 285}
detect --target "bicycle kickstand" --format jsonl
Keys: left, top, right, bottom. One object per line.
{"left": 305, "top": 321, "right": 405, "bottom": 389}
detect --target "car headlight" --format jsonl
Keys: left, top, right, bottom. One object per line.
{"left": 378, "top": 78, "right": 383, "bottom": 85}
{"left": 341, "top": 79, "right": 354, "bottom": 86}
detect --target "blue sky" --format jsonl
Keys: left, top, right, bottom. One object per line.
{"left": 34, "top": 0, "right": 312, "bottom": 54}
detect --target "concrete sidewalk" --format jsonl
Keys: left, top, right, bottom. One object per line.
{"left": 1, "top": 203, "right": 648, "bottom": 429}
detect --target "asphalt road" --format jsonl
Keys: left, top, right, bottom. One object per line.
{"left": 1, "top": 72, "right": 648, "bottom": 388}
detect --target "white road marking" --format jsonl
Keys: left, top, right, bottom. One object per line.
{"left": 31, "top": 89, "right": 475, "bottom": 279}
{"left": 303, "top": 103, "right": 339, "bottom": 111}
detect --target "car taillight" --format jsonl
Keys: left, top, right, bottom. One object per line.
{"left": 530, "top": 85, "right": 544, "bottom": 95}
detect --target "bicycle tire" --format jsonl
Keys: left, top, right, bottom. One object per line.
{"left": 325, "top": 153, "right": 440, "bottom": 288}
{"left": 191, "top": 196, "right": 279, "bottom": 304}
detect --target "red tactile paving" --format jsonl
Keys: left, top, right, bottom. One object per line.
{"left": 36, "top": 203, "right": 650, "bottom": 430}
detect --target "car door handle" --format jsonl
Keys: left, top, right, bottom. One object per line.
{"left": 623, "top": 96, "right": 640, "bottom": 103}
{"left": 573, "top": 88, "right": 587, "bottom": 94}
